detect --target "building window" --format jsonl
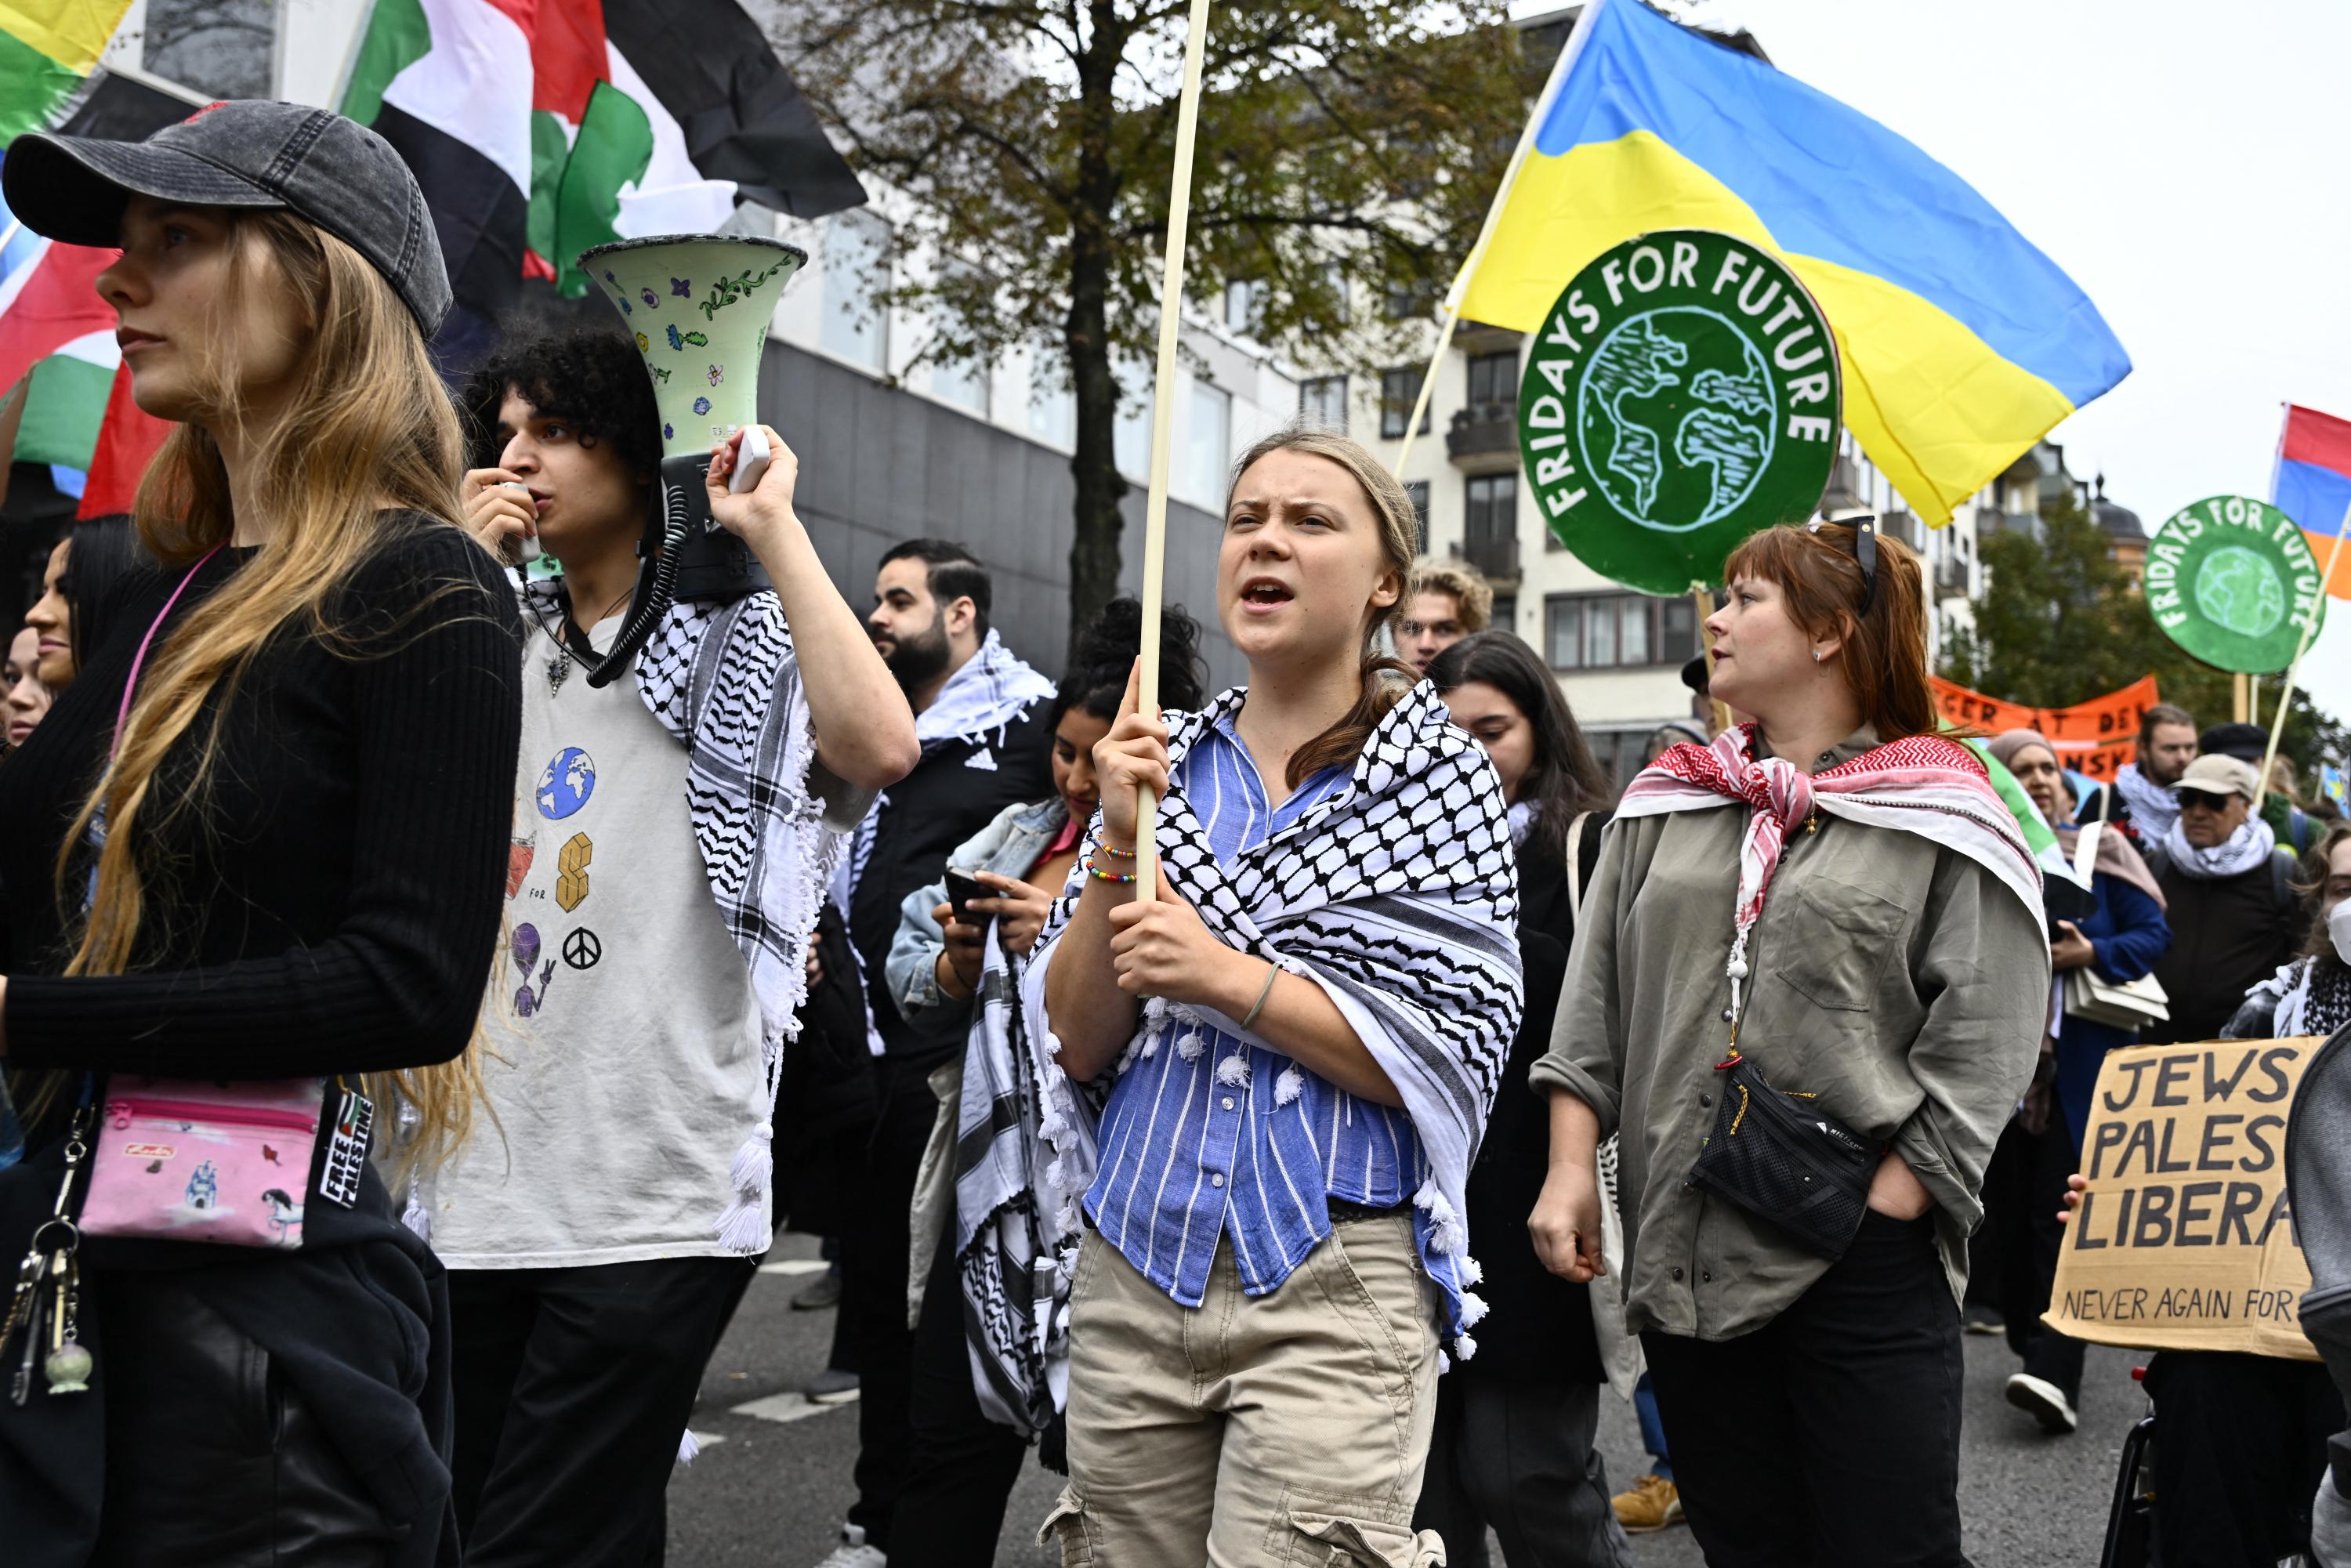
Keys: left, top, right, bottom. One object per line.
{"left": 1114, "top": 370, "right": 1152, "bottom": 480}
{"left": 1224, "top": 279, "right": 1266, "bottom": 334}
{"left": 1462, "top": 473, "right": 1518, "bottom": 580}
{"left": 821, "top": 208, "right": 890, "bottom": 373}
{"left": 1381, "top": 368, "right": 1431, "bottom": 439}
{"left": 1404, "top": 480, "right": 1430, "bottom": 555}
{"left": 1299, "top": 375, "right": 1348, "bottom": 432}
{"left": 1183, "top": 380, "right": 1231, "bottom": 506}
{"left": 1028, "top": 368, "right": 1074, "bottom": 449}
{"left": 1465, "top": 348, "right": 1516, "bottom": 407}
{"left": 931, "top": 353, "right": 988, "bottom": 415}
{"left": 1544, "top": 592, "right": 1698, "bottom": 671}
{"left": 1489, "top": 594, "right": 1516, "bottom": 632}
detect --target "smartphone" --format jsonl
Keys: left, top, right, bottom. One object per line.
{"left": 945, "top": 867, "right": 994, "bottom": 929}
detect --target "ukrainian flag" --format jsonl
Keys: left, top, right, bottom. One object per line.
{"left": 1458, "top": 0, "right": 2131, "bottom": 528}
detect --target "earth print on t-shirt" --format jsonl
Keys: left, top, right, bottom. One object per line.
{"left": 538, "top": 747, "right": 596, "bottom": 819}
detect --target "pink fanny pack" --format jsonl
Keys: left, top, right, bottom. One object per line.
{"left": 82, "top": 1076, "right": 326, "bottom": 1249}
{"left": 74, "top": 548, "right": 369, "bottom": 1250}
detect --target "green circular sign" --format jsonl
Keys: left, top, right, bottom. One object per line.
{"left": 1518, "top": 230, "right": 1841, "bottom": 596}
{"left": 2146, "top": 495, "right": 2328, "bottom": 673}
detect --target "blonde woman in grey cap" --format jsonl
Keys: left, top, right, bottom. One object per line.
{"left": 0, "top": 102, "right": 521, "bottom": 1566}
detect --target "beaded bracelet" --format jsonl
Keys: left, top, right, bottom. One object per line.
{"left": 1095, "top": 841, "right": 1138, "bottom": 860}
{"left": 1083, "top": 855, "right": 1137, "bottom": 884}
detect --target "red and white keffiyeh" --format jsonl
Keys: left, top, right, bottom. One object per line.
{"left": 1616, "top": 726, "right": 2045, "bottom": 1023}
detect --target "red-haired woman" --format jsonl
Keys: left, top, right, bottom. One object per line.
{"left": 1528, "top": 520, "right": 2049, "bottom": 1566}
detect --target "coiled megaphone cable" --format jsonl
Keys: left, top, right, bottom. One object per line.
{"left": 583, "top": 469, "right": 693, "bottom": 690}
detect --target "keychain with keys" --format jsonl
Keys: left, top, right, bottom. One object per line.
{"left": 2, "top": 1098, "right": 94, "bottom": 1403}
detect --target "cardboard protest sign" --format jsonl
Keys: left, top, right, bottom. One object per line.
{"left": 1930, "top": 674, "right": 2159, "bottom": 785}
{"left": 1517, "top": 230, "right": 1839, "bottom": 596}
{"left": 2046, "top": 1035, "right": 2318, "bottom": 1360}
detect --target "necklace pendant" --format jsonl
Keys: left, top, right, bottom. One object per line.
{"left": 548, "top": 654, "right": 571, "bottom": 696}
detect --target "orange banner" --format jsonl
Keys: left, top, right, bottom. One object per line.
{"left": 1932, "top": 675, "right": 2161, "bottom": 785}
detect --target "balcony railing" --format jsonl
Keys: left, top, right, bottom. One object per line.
{"left": 1452, "top": 534, "right": 1520, "bottom": 583}
{"left": 1934, "top": 555, "right": 1969, "bottom": 597}
{"left": 1446, "top": 402, "right": 1516, "bottom": 465}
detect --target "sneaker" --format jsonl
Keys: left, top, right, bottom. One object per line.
{"left": 1612, "top": 1473, "right": 1683, "bottom": 1534}
{"left": 803, "top": 1366, "right": 861, "bottom": 1404}
{"left": 792, "top": 1269, "right": 843, "bottom": 1312}
{"left": 2005, "top": 1371, "right": 2079, "bottom": 1434}
{"left": 1963, "top": 1302, "right": 2005, "bottom": 1335}
{"left": 809, "top": 1524, "right": 886, "bottom": 1568}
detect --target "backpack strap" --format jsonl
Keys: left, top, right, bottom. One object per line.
{"left": 2274, "top": 849, "right": 2300, "bottom": 917}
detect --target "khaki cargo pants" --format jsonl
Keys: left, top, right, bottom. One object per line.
{"left": 1041, "top": 1215, "right": 1447, "bottom": 1566}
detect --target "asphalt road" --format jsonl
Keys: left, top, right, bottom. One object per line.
{"left": 668, "top": 1234, "right": 2143, "bottom": 1566}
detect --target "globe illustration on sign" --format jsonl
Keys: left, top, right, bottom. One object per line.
{"left": 2193, "top": 545, "right": 2287, "bottom": 638}
{"left": 1578, "top": 306, "right": 1776, "bottom": 534}
{"left": 537, "top": 747, "right": 596, "bottom": 820}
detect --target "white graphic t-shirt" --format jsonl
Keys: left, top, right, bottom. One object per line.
{"left": 429, "top": 614, "right": 769, "bottom": 1267}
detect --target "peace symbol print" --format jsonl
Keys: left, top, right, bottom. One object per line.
{"left": 563, "top": 928, "right": 603, "bottom": 970}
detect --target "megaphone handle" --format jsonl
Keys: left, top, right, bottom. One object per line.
{"left": 729, "top": 424, "right": 770, "bottom": 496}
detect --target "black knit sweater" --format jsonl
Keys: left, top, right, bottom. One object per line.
{"left": 0, "top": 513, "right": 523, "bottom": 1077}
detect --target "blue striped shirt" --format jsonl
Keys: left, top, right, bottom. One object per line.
{"left": 1083, "top": 711, "right": 1431, "bottom": 1309}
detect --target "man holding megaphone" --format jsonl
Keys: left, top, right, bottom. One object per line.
{"left": 426, "top": 320, "right": 915, "bottom": 1568}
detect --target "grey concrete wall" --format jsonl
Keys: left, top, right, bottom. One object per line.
{"left": 761, "top": 340, "right": 1244, "bottom": 693}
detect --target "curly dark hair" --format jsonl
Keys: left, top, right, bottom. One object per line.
{"left": 458, "top": 323, "right": 661, "bottom": 477}
{"left": 1052, "top": 596, "right": 1207, "bottom": 730}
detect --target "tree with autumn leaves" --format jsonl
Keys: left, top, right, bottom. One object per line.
{"left": 770, "top": 0, "right": 1531, "bottom": 652}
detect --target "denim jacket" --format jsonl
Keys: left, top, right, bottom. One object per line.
{"left": 886, "top": 795, "right": 1070, "bottom": 1025}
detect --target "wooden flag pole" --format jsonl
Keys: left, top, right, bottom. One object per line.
{"left": 1390, "top": 0, "right": 1601, "bottom": 479}
{"left": 1133, "top": 0, "right": 1215, "bottom": 906}
{"left": 2255, "top": 499, "right": 2350, "bottom": 802}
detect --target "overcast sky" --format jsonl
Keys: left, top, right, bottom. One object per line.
{"left": 1509, "top": 0, "right": 2351, "bottom": 730}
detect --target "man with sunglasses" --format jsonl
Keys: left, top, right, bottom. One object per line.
{"left": 2142, "top": 753, "right": 2306, "bottom": 1045}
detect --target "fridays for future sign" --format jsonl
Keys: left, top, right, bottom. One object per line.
{"left": 2145, "top": 495, "right": 2329, "bottom": 674}
{"left": 1516, "top": 229, "right": 1841, "bottom": 596}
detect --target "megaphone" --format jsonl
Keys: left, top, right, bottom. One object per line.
{"left": 574, "top": 233, "right": 807, "bottom": 687}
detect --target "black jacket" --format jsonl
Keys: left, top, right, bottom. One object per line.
{"left": 849, "top": 701, "right": 1052, "bottom": 1066}
{"left": 2144, "top": 844, "right": 2306, "bottom": 1046}
{"left": 1460, "top": 811, "right": 1608, "bottom": 1382}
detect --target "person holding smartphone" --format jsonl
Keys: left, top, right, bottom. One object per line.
{"left": 880, "top": 596, "right": 1207, "bottom": 1563}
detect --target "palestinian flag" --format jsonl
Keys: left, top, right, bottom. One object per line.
{"left": 0, "top": 0, "right": 136, "bottom": 145}
{"left": 0, "top": 71, "right": 188, "bottom": 515}
{"left": 341, "top": 0, "right": 864, "bottom": 368}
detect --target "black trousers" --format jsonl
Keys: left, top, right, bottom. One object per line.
{"left": 886, "top": 1231, "right": 1033, "bottom": 1566}
{"left": 1643, "top": 1212, "right": 1968, "bottom": 1568}
{"left": 842, "top": 1060, "right": 949, "bottom": 1549}
{"left": 1983, "top": 1114, "right": 2087, "bottom": 1399}
{"left": 1414, "top": 1368, "right": 1637, "bottom": 1568}
{"left": 2145, "top": 1349, "right": 2342, "bottom": 1567}
{"left": 449, "top": 1256, "right": 746, "bottom": 1568}
{"left": 89, "top": 1279, "right": 392, "bottom": 1567}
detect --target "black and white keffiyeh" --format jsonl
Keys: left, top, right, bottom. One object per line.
{"left": 954, "top": 917, "right": 1100, "bottom": 1436}
{"left": 520, "top": 581, "right": 847, "bottom": 1251}
{"left": 1023, "top": 679, "right": 1523, "bottom": 1352}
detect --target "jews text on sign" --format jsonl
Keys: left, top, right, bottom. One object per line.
{"left": 2046, "top": 1036, "right": 2317, "bottom": 1360}
{"left": 1518, "top": 230, "right": 1840, "bottom": 597}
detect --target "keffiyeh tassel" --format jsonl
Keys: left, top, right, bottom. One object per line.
{"left": 713, "top": 1120, "right": 773, "bottom": 1253}
{"left": 1274, "top": 1066, "right": 1305, "bottom": 1106}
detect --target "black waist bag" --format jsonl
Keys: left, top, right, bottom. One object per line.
{"left": 1686, "top": 1050, "right": 1880, "bottom": 1260}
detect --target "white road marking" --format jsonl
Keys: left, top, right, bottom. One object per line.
{"left": 730, "top": 1391, "right": 857, "bottom": 1425}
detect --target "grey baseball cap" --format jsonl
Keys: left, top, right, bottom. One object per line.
{"left": 3, "top": 100, "right": 451, "bottom": 334}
